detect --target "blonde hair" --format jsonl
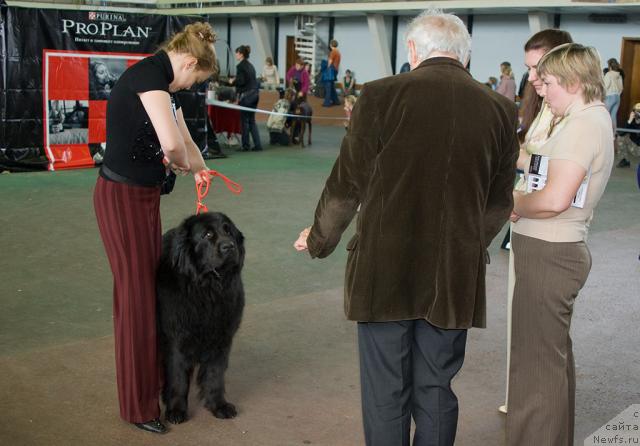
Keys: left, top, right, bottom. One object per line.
{"left": 344, "top": 95, "right": 357, "bottom": 108}
{"left": 163, "top": 22, "right": 218, "bottom": 74}
{"left": 537, "top": 43, "right": 605, "bottom": 103}
{"left": 500, "top": 62, "right": 513, "bottom": 78}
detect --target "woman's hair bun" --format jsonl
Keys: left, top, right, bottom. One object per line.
{"left": 185, "top": 22, "right": 216, "bottom": 44}
{"left": 164, "top": 21, "right": 218, "bottom": 73}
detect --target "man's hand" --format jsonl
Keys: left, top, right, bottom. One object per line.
{"left": 294, "top": 227, "right": 311, "bottom": 251}
{"left": 509, "top": 210, "right": 521, "bottom": 222}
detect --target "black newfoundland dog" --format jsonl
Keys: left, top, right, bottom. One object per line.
{"left": 156, "top": 212, "right": 245, "bottom": 424}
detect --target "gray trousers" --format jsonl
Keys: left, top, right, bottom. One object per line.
{"left": 357, "top": 320, "right": 467, "bottom": 446}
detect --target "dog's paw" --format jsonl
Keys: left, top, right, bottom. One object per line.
{"left": 210, "top": 402, "right": 237, "bottom": 419}
{"left": 165, "top": 408, "right": 188, "bottom": 424}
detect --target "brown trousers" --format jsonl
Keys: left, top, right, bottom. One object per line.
{"left": 94, "top": 176, "right": 162, "bottom": 423}
{"left": 506, "top": 232, "right": 591, "bottom": 446}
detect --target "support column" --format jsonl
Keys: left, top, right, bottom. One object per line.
{"left": 366, "top": 13, "right": 393, "bottom": 78}
{"left": 528, "top": 11, "right": 553, "bottom": 34}
{"left": 391, "top": 15, "right": 398, "bottom": 74}
{"left": 249, "top": 17, "right": 272, "bottom": 62}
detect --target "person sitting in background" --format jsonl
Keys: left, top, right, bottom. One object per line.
{"left": 267, "top": 89, "right": 293, "bottom": 146}
{"left": 260, "top": 57, "right": 280, "bottom": 90}
{"left": 604, "top": 58, "right": 624, "bottom": 128}
{"left": 616, "top": 102, "right": 640, "bottom": 168}
{"left": 496, "top": 61, "right": 516, "bottom": 101}
{"left": 286, "top": 58, "right": 310, "bottom": 96}
{"left": 487, "top": 76, "right": 498, "bottom": 90}
{"left": 342, "top": 69, "right": 356, "bottom": 96}
{"left": 343, "top": 94, "right": 357, "bottom": 130}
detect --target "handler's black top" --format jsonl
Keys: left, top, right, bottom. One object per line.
{"left": 103, "top": 50, "right": 181, "bottom": 187}
{"left": 234, "top": 59, "right": 258, "bottom": 95}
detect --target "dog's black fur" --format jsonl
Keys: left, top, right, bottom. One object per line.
{"left": 156, "top": 212, "right": 245, "bottom": 424}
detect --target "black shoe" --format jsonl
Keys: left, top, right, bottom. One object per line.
{"left": 617, "top": 158, "right": 630, "bottom": 168}
{"left": 251, "top": 147, "right": 263, "bottom": 151}
{"left": 134, "top": 418, "right": 167, "bottom": 434}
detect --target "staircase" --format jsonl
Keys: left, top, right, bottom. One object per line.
{"left": 294, "top": 15, "right": 328, "bottom": 87}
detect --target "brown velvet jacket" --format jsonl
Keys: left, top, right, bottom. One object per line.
{"left": 307, "top": 57, "right": 519, "bottom": 329}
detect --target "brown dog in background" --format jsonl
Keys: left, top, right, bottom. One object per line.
{"left": 291, "top": 94, "right": 312, "bottom": 148}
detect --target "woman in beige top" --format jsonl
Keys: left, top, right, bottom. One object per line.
{"left": 499, "top": 29, "right": 573, "bottom": 415}
{"left": 506, "top": 43, "right": 614, "bottom": 446}
{"left": 260, "top": 56, "right": 280, "bottom": 90}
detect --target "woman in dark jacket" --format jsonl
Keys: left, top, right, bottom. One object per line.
{"left": 230, "top": 45, "right": 262, "bottom": 151}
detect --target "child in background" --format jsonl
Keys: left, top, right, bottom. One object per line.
{"left": 343, "top": 69, "right": 356, "bottom": 96}
{"left": 343, "top": 95, "right": 357, "bottom": 130}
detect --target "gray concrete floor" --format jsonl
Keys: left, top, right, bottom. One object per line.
{"left": 0, "top": 125, "right": 638, "bottom": 445}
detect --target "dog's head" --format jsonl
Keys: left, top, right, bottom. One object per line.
{"left": 169, "top": 212, "right": 245, "bottom": 280}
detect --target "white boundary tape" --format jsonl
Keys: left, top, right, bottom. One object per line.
{"left": 206, "top": 98, "right": 347, "bottom": 120}
{"left": 617, "top": 127, "right": 640, "bottom": 134}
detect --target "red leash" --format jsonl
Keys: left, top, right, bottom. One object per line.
{"left": 196, "top": 169, "right": 243, "bottom": 214}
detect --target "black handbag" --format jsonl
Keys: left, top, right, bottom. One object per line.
{"left": 160, "top": 171, "right": 177, "bottom": 195}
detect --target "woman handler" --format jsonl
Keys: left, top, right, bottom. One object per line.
{"left": 93, "top": 22, "right": 217, "bottom": 434}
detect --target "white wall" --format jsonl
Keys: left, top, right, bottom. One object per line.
{"left": 226, "top": 18, "right": 257, "bottom": 76}
{"left": 469, "top": 14, "right": 531, "bottom": 88}
{"left": 561, "top": 14, "right": 640, "bottom": 66}
{"left": 334, "top": 16, "right": 394, "bottom": 84}
{"left": 210, "top": 18, "right": 232, "bottom": 76}
{"left": 222, "top": 13, "right": 640, "bottom": 87}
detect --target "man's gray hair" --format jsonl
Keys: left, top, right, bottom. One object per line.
{"left": 405, "top": 9, "right": 471, "bottom": 64}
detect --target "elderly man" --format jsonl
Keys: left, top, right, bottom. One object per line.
{"left": 295, "top": 9, "right": 518, "bottom": 446}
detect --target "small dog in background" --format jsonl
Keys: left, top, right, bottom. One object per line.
{"left": 156, "top": 212, "right": 245, "bottom": 424}
{"left": 291, "top": 93, "right": 313, "bottom": 148}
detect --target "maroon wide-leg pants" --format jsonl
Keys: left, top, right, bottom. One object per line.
{"left": 94, "top": 176, "right": 162, "bottom": 423}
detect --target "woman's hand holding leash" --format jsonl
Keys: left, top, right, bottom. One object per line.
{"left": 194, "top": 169, "right": 243, "bottom": 215}
{"left": 194, "top": 169, "right": 211, "bottom": 185}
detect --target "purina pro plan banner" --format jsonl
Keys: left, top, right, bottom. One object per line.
{"left": 0, "top": 7, "right": 203, "bottom": 171}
